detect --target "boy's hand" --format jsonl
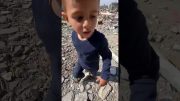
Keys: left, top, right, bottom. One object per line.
{"left": 96, "top": 76, "right": 108, "bottom": 87}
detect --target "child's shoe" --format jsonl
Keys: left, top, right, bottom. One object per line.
{"left": 73, "top": 74, "right": 85, "bottom": 83}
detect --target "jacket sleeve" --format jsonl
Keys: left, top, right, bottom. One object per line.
{"left": 99, "top": 35, "right": 112, "bottom": 80}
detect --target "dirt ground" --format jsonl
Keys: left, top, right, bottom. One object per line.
{"left": 136, "top": 0, "right": 180, "bottom": 70}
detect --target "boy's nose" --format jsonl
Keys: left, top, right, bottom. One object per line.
{"left": 83, "top": 20, "right": 91, "bottom": 29}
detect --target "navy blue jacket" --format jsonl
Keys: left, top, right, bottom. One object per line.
{"left": 72, "top": 29, "right": 112, "bottom": 80}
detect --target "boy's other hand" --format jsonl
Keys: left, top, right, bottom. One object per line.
{"left": 96, "top": 76, "right": 108, "bottom": 87}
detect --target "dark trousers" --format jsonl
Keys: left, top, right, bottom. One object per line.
{"left": 32, "top": 0, "right": 60, "bottom": 101}
{"left": 73, "top": 62, "right": 85, "bottom": 78}
{"left": 73, "top": 62, "right": 98, "bottom": 78}
{"left": 119, "top": 0, "right": 160, "bottom": 101}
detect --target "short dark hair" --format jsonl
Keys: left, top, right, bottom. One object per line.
{"left": 61, "top": 0, "right": 100, "bottom": 12}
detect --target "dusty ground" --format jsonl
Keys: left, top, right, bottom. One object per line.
{"left": 0, "top": 0, "right": 51, "bottom": 101}
{"left": 136, "top": 0, "right": 180, "bottom": 70}
{"left": 120, "top": 0, "right": 180, "bottom": 100}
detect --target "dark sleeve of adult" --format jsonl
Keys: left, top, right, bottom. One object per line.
{"left": 119, "top": 0, "right": 159, "bottom": 84}
{"left": 32, "top": 0, "right": 60, "bottom": 55}
{"left": 119, "top": 0, "right": 160, "bottom": 101}
{"left": 99, "top": 34, "right": 112, "bottom": 80}
{"left": 32, "top": 0, "right": 61, "bottom": 101}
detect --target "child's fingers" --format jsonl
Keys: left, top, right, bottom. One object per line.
{"left": 96, "top": 78, "right": 100, "bottom": 82}
{"left": 96, "top": 76, "right": 100, "bottom": 79}
{"left": 96, "top": 76, "right": 101, "bottom": 83}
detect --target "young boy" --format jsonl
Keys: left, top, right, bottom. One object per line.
{"left": 61, "top": 0, "right": 112, "bottom": 87}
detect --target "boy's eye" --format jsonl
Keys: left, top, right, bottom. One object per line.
{"left": 90, "top": 15, "right": 97, "bottom": 19}
{"left": 75, "top": 16, "right": 83, "bottom": 22}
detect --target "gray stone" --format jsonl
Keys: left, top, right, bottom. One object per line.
{"left": 113, "top": 32, "right": 118, "bottom": 35}
{"left": 23, "top": 46, "right": 32, "bottom": 54}
{"left": 173, "top": 44, "right": 180, "bottom": 51}
{"left": 155, "top": 35, "right": 164, "bottom": 43}
{"left": 64, "top": 79, "right": 69, "bottom": 83}
{"left": 0, "top": 63, "right": 7, "bottom": 71}
{"left": 30, "top": 89, "right": 41, "bottom": 100}
{"left": 6, "top": 14, "right": 13, "bottom": 22}
{"left": 25, "top": 17, "right": 33, "bottom": 24}
{"left": 8, "top": 33, "right": 24, "bottom": 41}
{"left": 0, "top": 16, "right": 7, "bottom": 23}
{"left": 20, "top": 55, "right": 27, "bottom": 60}
{"left": 1, "top": 23, "right": 11, "bottom": 29}
{"left": 98, "top": 83, "right": 112, "bottom": 100}
{"left": 85, "top": 84, "right": 91, "bottom": 90}
{"left": 171, "top": 26, "right": 179, "bottom": 34}
{"left": 1, "top": 72, "right": 12, "bottom": 81}
{"left": 9, "top": 79, "right": 20, "bottom": 90}
{"left": 13, "top": 46, "right": 24, "bottom": 57}
{"left": 0, "top": 41, "right": 6, "bottom": 49}
{"left": 79, "top": 84, "right": 84, "bottom": 92}
{"left": 75, "top": 92, "right": 88, "bottom": 101}
{"left": 14, "top": 68, "right": 24, "bottom": 78}
{"left": 147, "top": 19, "right": 153, "bottom": 25}
{"left": 88, "top": 93, "right": 94, "bottom": 101}
{"left": 88, "top": 90, "right": 93, "bottom": 94}
{"left": 0, "top": 11, "right": 11, "bottom": 15}
{"left": 1, "top": 92, "right": 13, "bottom": 101}
{"left": 36, "top": 40, "right": 43, "bottom": 46}
{"left": 61, "top": 76, "right": 64, "bottom": 83}
{"left": 62, "top": 57, "right": 66, "bottom": 61}
{"left": 15, "top": 79, "right": 34, "bottom": 95}
{"left": 0, "top": 27, "right": 18, "bottom": 35}
{"left": 62, "top": 91, "right": 74, "bottom": 101}
{"left": 148, "top": 35, "right": 155, "bottom": 42}
{"left": 0, "top": 56, "right": 4, "bottom": 62}
{"left": 64, "top": 71, "right": 70, "bottom": 78}
{"left": 152, "top": 14, "right": 158, "bottom": 19}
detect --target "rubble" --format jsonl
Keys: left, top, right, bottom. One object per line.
{"left": 0, "top": 72, "right": 12, "bottom": 81}
{"left": 0, "top": 27, "right": 18, "bottom": 35}
{"left": 98, "top": 83, "right": 113, "bottom": 100}
{"left": 62, "top": 91, "right": 74, "bottom": 101}
{"left": 173, "top": 44, "right": 180, "bottom": 51}
{"left": 0, "top": 41, "right": 6, "bottom": 49}
{"left": 0, "top": 0, "right": 51, "bottom": 100}
{"left": 0, "top": 11, "right": 11, "bottom": 15}
{"left": 74, "top": 92, "right": 88, "bottom": 101}
{"left": 0, "top": 16, "right": 7, "bottom": 24}
{"left": 171, "top": 25, "right": 180, "bottom": 34}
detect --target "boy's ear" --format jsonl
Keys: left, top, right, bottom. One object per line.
{"left": 61, "top": 11, "right": 68, "bottom": 21}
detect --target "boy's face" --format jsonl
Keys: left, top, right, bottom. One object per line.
{"left": 62, "top": 0, "right": 99, "bottom": 39}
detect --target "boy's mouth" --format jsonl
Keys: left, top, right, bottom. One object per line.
{"left": 83, "top": 31, "right": 91, "bottom": 35}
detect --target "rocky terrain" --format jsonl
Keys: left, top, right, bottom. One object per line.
{"left": 136, "top": 0, "right": 180, "bottom": 70}
{"left": 119, "top": 0, "right": 180, "bottom": 100}
{"left": 0, "top": 0, "right": 51, "bottom": 101}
